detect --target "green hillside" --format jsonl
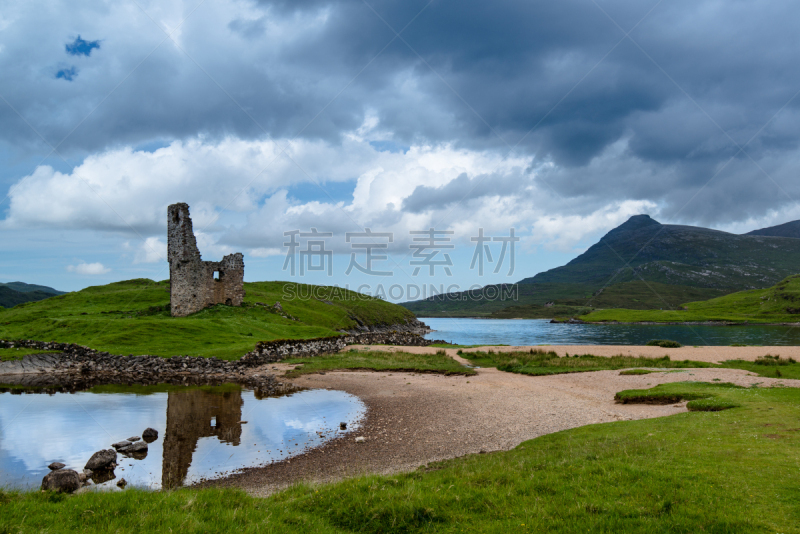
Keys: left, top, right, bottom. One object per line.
{"left": 1, "top": 282, "right": 64, "bottom": 294}
{"left": 581, "top": 274, "right": 800, "bottom": 323}
{"left": 402, "top": 215, "right": 800, "bottom": 317}
{"left": 402, "top": 281, "right": 726, "bottom": 318}
{"left": 0, "top": 282, "right": 64, "bottom": 308}
{"left": 0, "top": 279, "right": 418, "bottom": 359}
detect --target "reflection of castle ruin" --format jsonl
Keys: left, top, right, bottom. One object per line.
{"left": 167, "top": 203, "right": 245, "bottom": 317}
{"left": 161, "top": 388, "right": 244, "bottom": 489}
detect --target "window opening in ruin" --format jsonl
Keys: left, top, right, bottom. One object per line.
{"left": 214, "top": 271, "right": 220, "bottom": 280}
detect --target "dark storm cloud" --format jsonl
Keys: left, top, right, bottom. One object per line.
{"left": 3, "top": 0, "right": 800, "bottom": 223}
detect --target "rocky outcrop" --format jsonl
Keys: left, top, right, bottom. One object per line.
{"left": 344, "top": 318, "right": 431, "bottom": 335}
{"left": 41, "top": 469, "right": 81, "bottom": 493}
{"left": 85, "top": 449, "right": 117, "bottom": 470}
{"left": 0, "top": 332, "right": 446, "bottom": 378}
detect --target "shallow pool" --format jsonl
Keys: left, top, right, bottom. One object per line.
{"left": 0, "top": 384, "right": 365, "bottom": 490}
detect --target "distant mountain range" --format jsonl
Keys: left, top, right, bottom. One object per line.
{"left": 402, "top": 215, "right": 800, "bottom": 317}
{"left": 0, "top": 282, "right": 64, "bottom": 308}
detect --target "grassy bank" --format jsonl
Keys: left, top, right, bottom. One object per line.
{"left": 2, "top": 382, "right": 798, "bottom": 532}
{"left": 0, "top": 348, "right": 62, "bottom": 362}
{"left": 463, "top": 349, "right": 711, "bottom": 375}
{"left": 282, "top": 349, "right": 475, "bottom": 377}
{"left": 580, "top": 274, "right": 800, "bottom": 323}
{"left": 463, "top": 349, "right": 800, "bottom": 379}
{"left": 0, "top": 279, "right": 417, "bottom": 359}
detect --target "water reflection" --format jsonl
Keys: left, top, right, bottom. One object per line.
{"left": 0, "top": 385, "right": 365, "bottom": 490}
{"left": 162, "top": 388, "right": 244, "bottom": 489}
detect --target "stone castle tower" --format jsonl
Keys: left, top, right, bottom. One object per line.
{"left": 167, "top": 203, "right": 245, "bottom": 317}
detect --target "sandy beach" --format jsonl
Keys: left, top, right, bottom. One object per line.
{"left": 203, "top": 345, "right": 800, "bottom": 496}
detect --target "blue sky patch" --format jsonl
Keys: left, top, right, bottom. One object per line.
{"left": 285, "top": 179, "right": 356, "bottom": 204}
{"left": 65, "top": 36, "right": 100, "bottom": 56}
{"left": 55, "top": 66, "right": 77, "bottom": 81}
{"left": 369, "top": 140, "right": 409, "bottom": 154}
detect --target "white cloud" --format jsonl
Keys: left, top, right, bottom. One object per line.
{"left": 4, "top": 133, "right": 663, "bottom": 264}
{"left": 134, "top": 237, "right": 167, "bottom": 264}
{"left": 66, "top": 262, "right": 111, "bottom": 275}
{"left": 249, "top": 247, "right": 282, "bottom": 258}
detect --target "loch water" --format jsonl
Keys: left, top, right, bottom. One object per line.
{"left": 423, "top": 318, "right": 800, "bottom": 346}
{"left": 0, "top": 384, "right": 365, "bottom": 490}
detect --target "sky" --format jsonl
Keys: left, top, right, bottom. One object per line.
{"left": 2, "top": 0, "right": 800, "bottom": 298}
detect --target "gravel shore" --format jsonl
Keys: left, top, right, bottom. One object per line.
{"left": 202, "top": 345, "right": 799, "bottom": 497}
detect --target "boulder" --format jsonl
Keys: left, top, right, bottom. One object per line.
{"left": 116, "top": 478, "right": 127, "bottom": 488}
{"left": 119, "top": 441, "right": 148, "bottom": 453}
{"left": 41, "top": 469, "right": 81, "bottom": 493}
{"left": 142, "top": 428, "right": 158, "bottom": 442}
{"left": 126, "top": 436, "right": 141, "bottom": 442}
{"left": 48, "top": 462, "right": 66, "bottom": 471}
{"left": 112, "top": 441, "right": 131, "bottom": 450}
{"left": 85, "top": 449, "right": 117, "bottom": 470}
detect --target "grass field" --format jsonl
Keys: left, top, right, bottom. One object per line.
{"left": 2, "top": 381, "right": 798, "bottom": 532}
{"left": 463, "top": 349, "right": 800, "bottom": 379}
{"left": 463, "top": 349, "right": 711, "bottom": 375}
{"left": 581, "top": 274, "right": 800, "bottom": 324}
{"left": 0, "top": 347, "right": 63, "bottom": 362}
{"left": 282, "top": 349, "right": 475, "bottom": 377}
{"left": 0, "top": 279, "right": 417, "bottom": 360}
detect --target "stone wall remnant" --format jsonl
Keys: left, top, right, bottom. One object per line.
{"left": 167, "top": 203, "right": 245, "bottom": 317}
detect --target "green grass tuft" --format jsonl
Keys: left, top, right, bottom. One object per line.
{"left": 465, "top": 350, "right": 709, "bottom": 376}
{"left": 646, "top": 339, "right": 682, "bottom": 348}
{"left": 619, "top": 369, "right": 656, "bottom": 375}
{"left": 0, "top": 348, "right": 63, "bottom": 361}
{"left": 282, "top": 350, "right": 474, "bottom": 377}
{"left": 615, "top": 381, "right": 743, "bottom": 405}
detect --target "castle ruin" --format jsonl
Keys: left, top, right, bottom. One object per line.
{"left": 168, "top": 203, "right": 245, "bottom": 317}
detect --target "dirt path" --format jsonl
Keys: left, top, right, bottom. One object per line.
{"left": 204, "top": 345, "right": 798, "bottom": 497}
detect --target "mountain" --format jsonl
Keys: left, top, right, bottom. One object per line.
{"left": 518, "top": 214, "right": 800, "bottom": 290}
{"left": 0, "top": 282, "right": 64, "bottom": 308}
{"left": 402, "top": 215, "right": 800, "bottom": 316}
{"left": 745, "top": 220, "right": 800, "bottom": 239}
{"left": 0, "top": 282, "right": 64, "bottom": 294}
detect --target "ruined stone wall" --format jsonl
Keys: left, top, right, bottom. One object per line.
{"left": 167, "top": 203, "right": 245, "bottom": 316}
{"left": 240, "top": 332, "right": 445, "bottom": 365}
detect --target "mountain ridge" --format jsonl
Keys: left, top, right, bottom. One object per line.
{"left": 402, "top": 215, "right": 800, "bottom": 316}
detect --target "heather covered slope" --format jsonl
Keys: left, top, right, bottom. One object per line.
{"left": 0, "top": 279, "right": 419, "bottom": 359}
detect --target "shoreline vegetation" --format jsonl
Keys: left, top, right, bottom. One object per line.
{"left": 2, "top": 379, "right": 798, "bottom": 532}
{"left": 577, "top": 274, "right": 800, "bottom": 325}
{"left": 460, "top": 349, "right": 800, "bottom": 379}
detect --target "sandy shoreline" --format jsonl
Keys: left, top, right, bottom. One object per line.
{"left": 201, "top": 344, "right": 800, "bottom": 496}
